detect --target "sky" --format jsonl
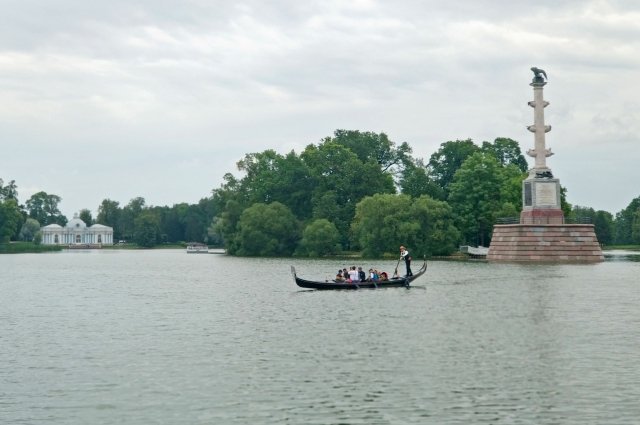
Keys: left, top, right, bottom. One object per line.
{"left": 2, "top": 0, "right": 639, "bottom": 219}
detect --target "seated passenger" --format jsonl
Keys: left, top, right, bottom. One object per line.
{"left": 349, "top": 266, "right": 359, "bottom": 282}
{"left": 335, "top": 270, "right": 345, "bottom": 282}
{"left": 380, "top": 271, "right": 389, "bottom": 281}
{"left": 358, "top": 267, "right": 366, "bottom": 281}
{"left": 368, "top": 268, "right": 379, "bottom": 281}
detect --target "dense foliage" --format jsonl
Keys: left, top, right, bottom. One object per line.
{"left": 613, "top": 196, "right": 640, "bottom": 245}
{"left": 352, "top": 194, "right": 459, "bottom": 257}
{"left": 1, "top": 178, "right": 219, "bottom": 247}
{"left": 233, "top": 202, "right": 300, "bottom": 256}
{"left": 297, "top": 219, "right": 341, "bottom": 257}
{"left": 2, "top": 130, "right": 640, "bottom": 254}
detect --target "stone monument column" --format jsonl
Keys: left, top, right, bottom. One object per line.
{"left": 520, "top": 67, "right": 563, "bottom": 224}
{"left": 487, "top": 67, "right": 603, "bottom": 262}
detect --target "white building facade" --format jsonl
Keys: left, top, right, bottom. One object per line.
{"left": 41, "top": 215, "right": 114, "bottom": 246}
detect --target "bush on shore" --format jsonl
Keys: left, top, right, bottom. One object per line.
{"left": 0, "top": 242, "right": 63, "bottom": 254}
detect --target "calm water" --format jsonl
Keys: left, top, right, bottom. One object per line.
{"left": 1, "top": 250, "right": 639, "bottom": 424}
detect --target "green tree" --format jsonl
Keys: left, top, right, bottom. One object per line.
{"left": 211, "top": 131, "right": 401, "bottom": 254}
{"left": 0, "top": 199, "right": 22, "bottom": 243}
{"left": 399, "top": 158, "right": 444, "bottom": 200}
{"left": 329, "top": 129, "right": 412, "bottom": 173}
{"left": 352, "top": 194, "right": 459, "bottom": 258}
{"left": 351, "top": 194, "right": 418, "bottom": 257}
{"left": 302, "top": 141, "right": 395, "bottom": 247}
{"left": 163, "top": 203, "right": 188, "bottom": 242}
{"left": 133, "top": 210, "right": 160, "bottom": 248}
{"left": 311, "top": 191, "right": 340, "bottom": 221}
{"left": 213, "top": 199, "right": 243, "bottom": 253}
{"left": 234, "top": 202, "right": 300, "bottom": 256}
{"left": 26, "top": 191, "right": 67, "bottom": 226}
{"left": 481, "top": 137, "right": 529, "bottom": 172}
{"left": 632, "top": 209, "right": 640, "bottom": 244}
{"left": 183, "top": 204, "right": 208, "bottom": 242}
{"left": 19, "top": 218, "right": 41, "bottom": 241}
{"left": 119, "top": 197, "right": 145, "bottom": 241}
{"left": 571, "top": 205, "right": 596, "bottom": 223}
{"left": 297, "top": 219, "right": 341, "bottom": 257}
{"left": 427, "top": 139, "right": 479, "bottom": 198}
{"left": 614, "top": 196, "right": 640, "bottom": 244}
{"left": 79, "top": 209, "right": 93, "bottom": 225}
{"left": 409, "top": 195, "right": 460, "bottom": 256}
{"left": 97, "top": 199, "right": 120, "bottom": 224}
{"left": 495, "top": 164, "right": 527, "bottom": 219}
{"left": 236, "top": 150, "right": 314, "bottom": 220}
{"left": 448, "top": 152, "right": 504, "bottom": 246}
{"left": 97, "top": 199, "right": 122, "bottom": 239}
{"left": 560, "top": 186, "right": 572, "bottom": 218}
{"left": 210, "top": 173, "right": 249, "bottom": 251}
{"left": 594, "top": 210, "right": 614, "bottom": 245}
{"left": 197, "top": 196, "right": 221, "bottom": 235}
{"left": 0, "top": 179, "right": 19, "bottom": 201}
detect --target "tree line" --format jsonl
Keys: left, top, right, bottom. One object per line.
{"left": 2, "top": 129, "right": 639, "bottom": 254}
{"left": 0, "top": 180, "right": 218, "bottom": 247}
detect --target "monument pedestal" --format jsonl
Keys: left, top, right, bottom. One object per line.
{"left": 520, "top": 208, "right": 564, "bottom": 224}
{"left": 487, "top": 224, "right": 604, "bottom": 262}
{"left": 520, "top": 176, "right": 564, "bottom": 224}
{"left": 488, "top": 175, "right": 603, "bottom": 262}
{"left": 487, "top": 69, "right": 603, "bottom": 262}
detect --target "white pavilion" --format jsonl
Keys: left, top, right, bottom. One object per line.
{"left": 41, "top": 214, "right": 114, "bottom": 246}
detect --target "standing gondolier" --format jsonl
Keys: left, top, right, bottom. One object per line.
{"left": 400, "top": 245, "right": 413, "bottom": 276}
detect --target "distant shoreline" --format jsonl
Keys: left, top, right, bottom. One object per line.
{"left": 2, "top": 243, "right": 638, "bottom": 256}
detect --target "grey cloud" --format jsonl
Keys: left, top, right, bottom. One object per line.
{"left": 1, "top": 0, "right": 639, "bottom": 215}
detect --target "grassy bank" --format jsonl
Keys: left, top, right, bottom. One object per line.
{"left": 602, "top": 245, "right": 640, "bottom": 251}
{"left": 0, "top": 242, "right": 63, "bottom": 254}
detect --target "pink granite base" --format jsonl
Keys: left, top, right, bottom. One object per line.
{"left": 487, "top": 224, "right": 604, "bottom": 262}
{"left": 520, "top": 208, "right": 564, "bottom": 224}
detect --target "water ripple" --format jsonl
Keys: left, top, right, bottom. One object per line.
{"left": 1, "top": 251, "right": 639, "bottom": 424}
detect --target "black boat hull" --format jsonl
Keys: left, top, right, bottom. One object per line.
{"left": 292, "top": 261, "right": 427, "bottom": 290}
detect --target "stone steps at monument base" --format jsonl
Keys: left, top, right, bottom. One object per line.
{"left": 491, "top": 231, "right": 598, "bottom": 237}
{"left": 487, "top": 224, "right": 604, "bottom": 262}
{"left": 488, "top": 243, "right": 601, "bottom": 251}
{"left": 490, "top": 238, "right": 599, "bottom": 244}
{"left": 488, "top": 253, "right": 603, "bottom": 261}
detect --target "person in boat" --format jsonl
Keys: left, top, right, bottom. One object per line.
{"left": 348, "top": 266, "right": 359, "bottom": 282}
{"left": 368, "top": 268, "right": 379, "bottom": 282}
{"left": 379, "top": 271, "right": 389, "bottom": 281}
{"left": 335, "top": 270, "right": 345, "bottom": 282}
{"left": 342, "top": 268, "right": 350, "bottom": 282}
{"left": 400, "top": 245, "right": 413, "bottom": 276}
{"left": 358, "top": 266, "right": 366, "bottom": 281}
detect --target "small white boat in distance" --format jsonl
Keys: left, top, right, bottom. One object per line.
{"left": 459, "top": 245, "right": 489, "bottom": 258}
{"left": 186, "top": 243, "right": 209, "bottom": 254}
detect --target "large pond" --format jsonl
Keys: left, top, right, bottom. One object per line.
{"left": 2, "top": 250, "right": 639, "bottom": 424}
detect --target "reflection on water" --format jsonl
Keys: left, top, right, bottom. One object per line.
{"left": 604, "top": 249, "right": 640, "bottom": 262}
{"left": 1, "top": 250, "right": 639, "bottom": 424}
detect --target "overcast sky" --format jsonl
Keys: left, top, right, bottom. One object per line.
{"left": 2, "top": 0, "right": 639, "bottom": 219}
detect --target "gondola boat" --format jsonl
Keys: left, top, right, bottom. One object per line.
{"left": 291, "top": 259, "right": 427, "bottom": 290}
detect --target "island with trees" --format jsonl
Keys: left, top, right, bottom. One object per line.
{"left": 2, "top": 130, "right": 639, "bottom": 256}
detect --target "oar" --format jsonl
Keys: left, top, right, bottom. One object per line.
{"left": 393, "top": 257, "right": 401, "bottom": 277}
